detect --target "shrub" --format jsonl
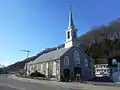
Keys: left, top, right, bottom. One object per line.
{"left": 30, "top": 71, "right": 46, "bottom": 77}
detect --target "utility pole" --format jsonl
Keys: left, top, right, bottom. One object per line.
{"left": 19, "top": 49, "right": 31, "bottom": 58}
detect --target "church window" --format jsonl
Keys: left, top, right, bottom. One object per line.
{"left": 56, "top": 70, "right": 59, "bottom": 74}
{"left": 30, "top": 65, "right": 32, "bottom": 71}
{"left": 31, "top": 65, "right": 33, "bottom": 70}
{"left": 38, "top": 64, "right": 40, "bottom": 71}
{"left": 84, "top": 58, "right": 88, "bottom": 67}
{"left": 74, "top": 51, "right": 80, "bottom": 64}
{"left": 73, "top": 31, "right": 76, "bottom": 38}
{"left": 67, "top": 31, "right": 70, "bottom": 39}
{"left": 64, "top": 56, "right": 69, "bottom": 65}
{"left": 46, "top": 63, "right": 48, "bottom": 75}
{"left": 46, "top": 63, "right": 48, "bottom": 69}
{"left": 40, "top": 64, "right": 43, "bottom": 73}
{"left": 36, "top": 64, "right": 39, "bottom": 71}
{"left": 53, "top": 61, "right": 56, "bottom": 75}
{"left": 34, "top": 64, "right": 37, "bottom": 70}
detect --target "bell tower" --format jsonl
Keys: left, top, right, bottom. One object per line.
{"left": 65, "top": 6, "right": 79, "bottom": 48}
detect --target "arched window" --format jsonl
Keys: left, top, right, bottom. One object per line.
{"left": 46, "top": 63, "right": 48, "bottom": 75}
{"left": 84, "top": 58, "right": 88, "bottom": 67}
{"left": 36, "top": 64, "right": 39, "bottom": 71}
{"left": 67, "top": 31, "right": 70, "bottom": 39}
{"left": 46, "top": 63, "right": 48, "bottom": 69}
{"left": 31, "top": 65, "right": 33, "bottom": 70}
{"left": 40, "top": 64, "right": 43, "bottom": 73}
{"left": 53, "top": 61, "right": 56, "bottom": 75}
{"left": 38, "top": 64, "right": 41, "bottom": 72}
{"left": 64, "top": 56, "right": 69, "bottom": 65}
{"left": 34, "top": 65, "right": 37, "bottom": 71}
{"left": 74, "top": 51, "right": 80, "bottom": 64}
{"left": 30, "top": 65, "right": 32, "bottom": 71}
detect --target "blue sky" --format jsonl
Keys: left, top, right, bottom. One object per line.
{"left": 0, "top": 0, "right": 120, "bottom": 66}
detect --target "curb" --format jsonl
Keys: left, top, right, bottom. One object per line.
{"left": 9, "top": 75, "right": 120, "bottom": 88}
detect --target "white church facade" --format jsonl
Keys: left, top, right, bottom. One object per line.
{"left": 24, "top": 7, "right": 94, "bottom": 81}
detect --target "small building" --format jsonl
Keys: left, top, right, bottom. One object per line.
{"left": 94, "top": 64, "right": 110, "bottom": 77}
{"left": 94, "top": 58, "right": 110, "bottom": 77}
{"left": 108, "top": 56, "right": 120, "bottom": 74}
{"left": 108, "top": 56, "right": 120, "bottom": 82}
{"left": 24, "top": 7, "right": 94, "bottom": 81}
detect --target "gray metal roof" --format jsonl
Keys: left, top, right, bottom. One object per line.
{"left": 26, "top": 61, "right": 34, "bottom": 65}
{"left": 32, "top": 47, "right": 70, "bottom": 64}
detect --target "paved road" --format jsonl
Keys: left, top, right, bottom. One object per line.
{"left": 0, "top": 84, "right": 18, "bottom": 90}
{"left": 0, "top": 74, "right": 81, "bottom": 90}
{"left": 0, "top": 74, "right": 120, "bottom": 90}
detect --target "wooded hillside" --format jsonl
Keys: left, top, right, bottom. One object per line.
{"left": 6, "top": 19, "right": 120, "bottom": 71}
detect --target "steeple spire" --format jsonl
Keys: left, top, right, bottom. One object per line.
{"left": 65, "top": 5, "right": 79, "bottom": 48}
{"left": 68, "top": 5, "right": 75, "bottom": 29}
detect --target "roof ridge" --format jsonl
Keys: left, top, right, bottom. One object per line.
{"left": 30, "top": 47, "right": 70, "bottom": 64}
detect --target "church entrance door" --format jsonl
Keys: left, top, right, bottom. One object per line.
{"left": 63, "top": 69, "right": 70, "bottom": 82}
{"left": 74, "top": 67, "right": 81, "bottom": 82}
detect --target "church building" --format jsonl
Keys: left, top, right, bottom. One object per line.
{"left": 24, "top": 7, "right": 94, "bottom": 81}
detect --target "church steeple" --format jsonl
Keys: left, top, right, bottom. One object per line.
{"left": 65, "top": 7, "right": 79, "bottom": 48}
{"left": 65, "top": 6, "right": 79, "bottom": 48}
{"left": 68, "top": 6, "right": 75, "bottom": 29}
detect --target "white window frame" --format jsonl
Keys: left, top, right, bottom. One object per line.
{"left": 56, "top": 70, "right": 59, "bottom": 74}
{"left": 31, "top": 65, "right": 33, "bottom": 71}
{"left": 74, "top": 50, "right": 80, "bottom": 64}
{"left": 53, "top": 61, "right": 56, "bottom": 75}
{"left": 46, "top": 63, "right": 49, "bottom": 75}
{"left": 40, "top": 64, "right": 43, "bottom": 73}
{"left": 46, "top": 63, "right": 48, "bottom": 69}
{"left": 64, "top": 56, "right": 69, "bottom": 65}
{"left": 34, "top": 65, "right": 37, "bottom": 71}
{"left": 36, "top": 64, "right": 39, "bottom": 71}
{"left": 67, "top": 31, "right": 70, "bottom": 39}
{"left": 38, "top": 64, "right": 41, "bottom": 72}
